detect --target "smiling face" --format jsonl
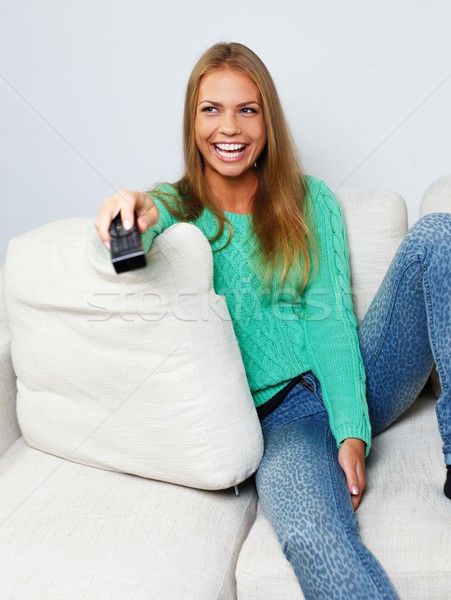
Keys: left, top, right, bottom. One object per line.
{"left": 194, "top": 68, "right": 267, "bottom": 188}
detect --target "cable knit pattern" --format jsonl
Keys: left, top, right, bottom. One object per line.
{"left": 303, "top": 182, "right": 370, "bottom": 453}
{"left": 142, "top": 176, "right": 372, "bottom": 453}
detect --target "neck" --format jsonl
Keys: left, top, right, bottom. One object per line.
{"left": 204, "top": 169, "right": 258, "bottom": 214}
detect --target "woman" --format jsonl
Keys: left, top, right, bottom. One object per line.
{"left": 96, "top": 42, "right": 450, "bottom": 599}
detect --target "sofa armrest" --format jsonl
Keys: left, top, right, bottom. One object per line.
{"left": 0, "top": 325, "right": 20, "bottom": 457}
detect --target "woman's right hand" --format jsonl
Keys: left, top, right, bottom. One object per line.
{"left": 95, "top": 190, "right": 160, "bottom": 250}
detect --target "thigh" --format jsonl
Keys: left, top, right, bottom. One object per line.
{"left": 358, "top": 242, "right": 434, "bottom": 436}
{"left": 256, "top": 393, "right": 398, "bottom": 600}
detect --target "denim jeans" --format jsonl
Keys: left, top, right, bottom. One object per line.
{"left": 255, "top": 213, "right": 451, "bottom": 600}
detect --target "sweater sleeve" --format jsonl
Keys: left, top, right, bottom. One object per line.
{"left": 141, "top": 186, "right": 179, "bottom": 254}
{"left": 303, "top": 180, "right": 372, "bottom": 456}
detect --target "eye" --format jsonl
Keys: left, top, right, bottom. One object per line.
{"left": 201, "top": 106, "right": 219, "bottom": 113}
{"left": 240, "top": 107, "right": 257, "bottom": 114}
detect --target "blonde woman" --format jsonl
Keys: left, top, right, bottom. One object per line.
{"left": 96, "top": 42, "right": 451, "bottom": 599}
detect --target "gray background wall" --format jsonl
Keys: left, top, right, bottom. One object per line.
{"left": 1, "top": 0, "right": 450, "bottom": 264}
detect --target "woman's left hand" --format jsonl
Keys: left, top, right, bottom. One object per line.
{"left": 338, "top": 438, "right": 366, "bottom": 511}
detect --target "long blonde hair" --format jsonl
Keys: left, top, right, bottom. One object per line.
{"left": 150, "top": 42, "right": 315, "bottom": 300}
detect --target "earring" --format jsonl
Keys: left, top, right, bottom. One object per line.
{"left": 254, "top": 162, "right": 258, "bottom": 168}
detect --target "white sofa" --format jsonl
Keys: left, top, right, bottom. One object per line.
{"left": 0, "top": 177, "right": 450, "bottom": 600}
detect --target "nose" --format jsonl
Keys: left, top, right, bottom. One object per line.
{"left": 219, "top": 110, "right": 241, "bottom": 135}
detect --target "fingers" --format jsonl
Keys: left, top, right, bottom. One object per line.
{"left": 338, "top": 438, "right": 367, "bottom": 511}
{"left": 136, "top": 198, "right": 159, "bottom": 232}
{"left": 350, "top": 469, "right": 364, "bottom": 511}
{"left": 95, "top": 190, "right": 159, "bottom": 249}
{"left": 95, "top": 189, "right": 134, "bottom": 249}
{"left": 353, "top": 460, "right": 367, "bottom": 510}
{"left": 343, "top": 460, "right": 362, "bottom": 511}
{"left": 356, "top": 454, "right": 366, "bottom": 493}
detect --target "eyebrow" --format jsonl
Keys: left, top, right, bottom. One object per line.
{"left": 197, "top": 100, "right": 261, "bottom": 108}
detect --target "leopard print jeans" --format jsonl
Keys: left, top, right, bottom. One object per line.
{"left": 256, "top": 213, "right": 451, "bottom": 599}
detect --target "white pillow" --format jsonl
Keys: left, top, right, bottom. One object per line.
{"left": 4, "top": 219, "right": 263, "bottom": 490}
{"left": 0, "top": 267, "right": 7, "bottom": 328}
{"left": 420, "top": 175, "right": 451, "bottom": 217}
{"left": 335, "top": 188, "right": 408, "bottom": 321}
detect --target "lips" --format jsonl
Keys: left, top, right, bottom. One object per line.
{"left": 213, "top": 142, "right": 248, "bottom": 161}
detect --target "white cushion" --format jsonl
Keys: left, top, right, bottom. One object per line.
{"left": 0, "top": 326, "right": 20, "bottom": 457}
{"left": 336, "top": 189, "right": 408, "bottom": 321}
{"left": 236, "top": 394, "right": 451, "bottom": 599}
{"left": 3, "top": 219, "right": 263, "bottom": 490}
{"left": 0, "top": 265, "right": 20, "bottom": 457}
{"left": 0, "top": 438, "right": 257, "bottom": 600}
{"left": 420, "top": 175, "right": 451, "bottom": 217}
{"left": 0, "top": 267, "right": 7, "bottom": 328}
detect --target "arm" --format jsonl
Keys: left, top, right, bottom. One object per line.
{"left": 140, "top": 189, "right": 179, "bottom": 253}
{"left": 303, "top": 180, "right": 371, "bottom": 506}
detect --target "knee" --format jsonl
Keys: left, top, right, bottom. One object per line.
{"left": 410, "top": 212, "right": 451, "bottom": 241}
{"left": 405, "top": 212, "right": 451, "bottom": 258}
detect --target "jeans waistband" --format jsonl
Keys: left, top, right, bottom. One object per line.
{"left": 256, "top": 372, "right": 314, "bottom": 422}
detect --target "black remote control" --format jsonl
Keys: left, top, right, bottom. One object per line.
{"left": 108, "top": 211, "right": 147, "bottom": 273}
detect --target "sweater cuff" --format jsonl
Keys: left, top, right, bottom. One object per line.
{"left": 335, "top": 423, "right": 372, "bottom": 457}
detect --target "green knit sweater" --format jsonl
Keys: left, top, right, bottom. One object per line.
{"left": 143, "top": 175, "right": 372, "bottom": 453}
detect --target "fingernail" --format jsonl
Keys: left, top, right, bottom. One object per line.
{"left": 104, "top": 241, "right": 111, "bottom": 251}
{"left": 123, "top": 219, "right": 131, "bottom": 230}
{"left": 351, "top": 486, "right": 359, "bottom": 495}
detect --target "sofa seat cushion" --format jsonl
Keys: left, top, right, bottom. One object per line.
{"left": 236, "top": 393, "right": 450, "bottom": 599}
{"left": 4, "top": 219, "right": 263, "bottom": 490}
{"left": 0, "top": 438, "right": 257, "bottom": 600}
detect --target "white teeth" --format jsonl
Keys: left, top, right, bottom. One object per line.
{"left": 216, "top": 150, "right": 242, "bottom": 158}
{"left": 216, "top": 143, "right": 245, "bottom": 151}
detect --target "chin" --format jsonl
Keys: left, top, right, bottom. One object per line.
{"left": 215, "top": 163, "right": 253, "bottom": 179}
